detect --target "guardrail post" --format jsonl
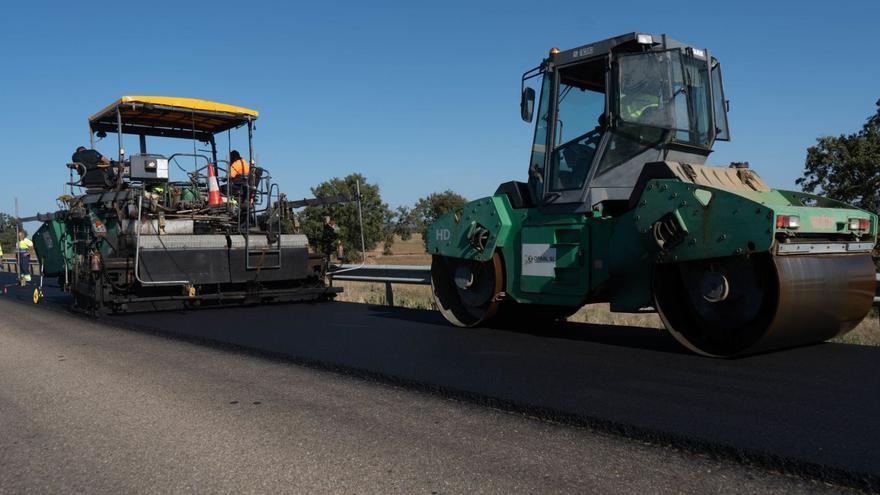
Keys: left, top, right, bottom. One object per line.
{"left": 385, "top": 282, "right": 394, "bottom": 307}
{"left": 875, "top": 273, "right": 879, "bottom": 307}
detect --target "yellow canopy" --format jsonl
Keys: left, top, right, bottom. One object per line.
{"left": 90, "top": 96, "right": 259, "bottom": 140}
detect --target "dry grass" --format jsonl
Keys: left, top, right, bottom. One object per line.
{"left": 370, "top": 235, "right": 432, "bottom": 266}
{"left": 336, "top": 280, "right": 435, "bottom": 310}
{"left": 349, "top": 236, "right": 880, "bottom": 346}
{"left": 834, "top": 308, "right": 880, "bottom": 346}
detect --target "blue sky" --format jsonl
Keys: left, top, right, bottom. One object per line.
{"left": 1, "top": 0, "right": 878, "bottom": 224}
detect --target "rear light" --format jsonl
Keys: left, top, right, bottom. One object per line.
{"left": 776, "top": 215, "right": 800, "bottom": 229}
{"left": 848, "top": 218, "right": 870, "bottom": 231}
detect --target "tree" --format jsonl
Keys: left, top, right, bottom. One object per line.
{"left": 412, "top": 191, "right": 468, "bottom": 247}
{"left": 0, "top": 212, "right": 18, "bottom": 256}
{"left": 797, "top": 99, "right": 880, "bottom": 269}
{"left": 392, "top": 205, "right": 414, "bottom": 242}
{"left": 380, "top": 206, "right": 414, "bottom": 255}
{"left": 797, "top": 99, "right": 880, "bottom": 215}
{"left": 299, "top": 173, "right": 389, "bottom": 261}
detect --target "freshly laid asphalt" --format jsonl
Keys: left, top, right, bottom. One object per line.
{"left": 2, "top": 273, "right": 879, "bottom": 490}
{"left": 0, "top": 295, "right": 851, "bottom": 494}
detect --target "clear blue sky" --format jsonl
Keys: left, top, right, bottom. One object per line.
{"left": 1, "top": 0, "right": 878, "bottom": 224}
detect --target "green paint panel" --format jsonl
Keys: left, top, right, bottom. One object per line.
{"left": 427, "top": 173, "right": 878, "bottom": 314}
{"left": 34, "top": 219, "right": 74, "bottom": 277}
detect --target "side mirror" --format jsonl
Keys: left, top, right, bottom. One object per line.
{"left": 520, "top": 87, "right": 536, "bottom": 123}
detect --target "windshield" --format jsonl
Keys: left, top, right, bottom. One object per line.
{"left": 616, "top": 48, "right": 715, "bottom": 148}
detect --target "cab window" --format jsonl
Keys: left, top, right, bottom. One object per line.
{"left": 548, "top": 60, "right": 606, "bottom": 191}
{"left": 711, "top": 59, "right": 730, "bottom": 140}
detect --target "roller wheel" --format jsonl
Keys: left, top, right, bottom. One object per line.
{"left": 654, "top": 253, "right": 877, "bottom": 357}
{"left": 431, "top": 253, "right": 504, "bottom": 327}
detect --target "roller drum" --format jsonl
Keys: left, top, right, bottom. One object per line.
{"left": 765, "top": 254, "right": 876, "bottom": 349}
{"left": 655, "top": 253, "right": 877, "bottom": 357}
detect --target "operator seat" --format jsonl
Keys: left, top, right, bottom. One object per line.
{"left": 559, "top": 144, "right": 596, "bottom": 189}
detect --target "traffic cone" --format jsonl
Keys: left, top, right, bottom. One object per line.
{"left": 207, "top": 163, "right": 222, "bottom": 206}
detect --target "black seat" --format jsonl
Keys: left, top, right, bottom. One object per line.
{"left": 71, "top": 149, "right": 116, "bottom": 189}
{"left": 560, "top": 144, "right": 595, "bottom": 189}
{"left": 495, "top": 181, "right": 534, "bottom": 209}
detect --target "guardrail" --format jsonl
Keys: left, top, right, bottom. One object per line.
{"left": 1, "top": 257, "right": 41, "bottom": 275}
{"left": 328, "top": 264, "right": 880, "bottom": 309}
{"left": 328, "top": 264, "right": 431, "bottom": 307}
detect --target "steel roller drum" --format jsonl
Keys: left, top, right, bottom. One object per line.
{"left": 655, "top": 253, "right": 877, "bottom": 357}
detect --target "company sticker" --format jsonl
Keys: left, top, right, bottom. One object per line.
{"left": 522, "top": 243, "right": 556, "bottom": 278}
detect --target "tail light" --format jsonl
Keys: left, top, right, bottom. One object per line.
{"left": 776, "top": 215, "right": 800, "bottom": 229}
{"left": 848, "top": 218, "right": 870, "bottom": 231}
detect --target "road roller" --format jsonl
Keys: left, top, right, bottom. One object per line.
{"left": 426, "top": 33, "right": 878, "bottom": 356}
{"left": 29, "top": 96, "right": 341, "bottom": 314}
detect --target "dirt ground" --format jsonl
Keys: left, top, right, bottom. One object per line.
{"left": 336, "top": 235, "right": 880, "bottom": 346}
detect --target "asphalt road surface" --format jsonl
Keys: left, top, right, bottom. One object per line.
{"left": 1, "top": 275, "right": 877, "bottom": 492}
{"left": 0, "top": 295, "right": 855, "bottom": 494}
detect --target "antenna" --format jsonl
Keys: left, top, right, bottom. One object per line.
{"left": 14, "top": 198, "right": 20, "bottom": 282}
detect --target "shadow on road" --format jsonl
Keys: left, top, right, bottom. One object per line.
{"left": 364, "top": 303, "right": 689, "bottom": 355}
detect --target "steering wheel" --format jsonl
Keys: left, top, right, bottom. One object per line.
{"left": 558, "top": 126, "right": 602, "bottom": 151}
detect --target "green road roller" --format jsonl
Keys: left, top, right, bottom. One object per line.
{"left": 426, "top": 33, "right": 878, "bottom": 357}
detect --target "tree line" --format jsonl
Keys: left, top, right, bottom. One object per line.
{"left": 293, "top": 173, "right": 466, "bottom": 260}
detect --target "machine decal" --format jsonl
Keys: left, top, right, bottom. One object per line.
{"left": 522, "top": 243, "right": 556, "bottom": 277}
{"left": 435, "top": 228, "right": 451, "bottom": 241}
{"left": 810, "top": 215, "right": 835, "bottom": 229}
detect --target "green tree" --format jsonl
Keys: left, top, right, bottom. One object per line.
{"left": 797, "top": 99, "right": 880, "bottom": 268}
{"left": 0, "top": 212, "right": 19, "bottom": 256}
{"left": 392, "top": 205, "right": 414, "bottom": 242}
{"left": 412, "top": 191, "right": 468, "bottom": 247}
{"left": 300, "top": 173, "right": 389, "bottom": 261}
{"left": 378, "top": 206, "right": 417, "bottom": 255}
{"left": 797, "top": 99, "right": 880, "bottom": 214}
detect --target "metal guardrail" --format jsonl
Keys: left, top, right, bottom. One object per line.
{"left": 328, "top": 264, "right": 880, "bottom": 309}
{"left": 328, "top": 264, "right": 431, "bottom": 307}
{"left": 1, "top": 257, "right": 41, "bottom": 275}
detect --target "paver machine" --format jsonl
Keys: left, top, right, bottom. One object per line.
{"left": 427, "top": 33, "right": 878, "bottom": 356}
{"left": 31, "top": 96, "right": 341, "bottom": 314}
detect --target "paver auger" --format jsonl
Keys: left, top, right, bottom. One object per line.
{"left": 426, "top": 33, "right": 878, "bottom": 356}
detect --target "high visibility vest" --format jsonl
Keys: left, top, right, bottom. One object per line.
{"left": 230, "top": 159, "right": 250, "bottom": 178}
{"left": 623, "top": 93, "right": 660, "bottom": 121}
{"left": 18, "top": 238, "right": 33, "bottom": 255}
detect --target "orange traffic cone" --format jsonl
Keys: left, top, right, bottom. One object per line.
{"left": 207, "top": 163, "right": 222, "bottom": 206}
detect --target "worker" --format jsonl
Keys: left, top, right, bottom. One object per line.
{"left": 621, "top": 92, "right": 660, "bottom": 122}
{"left": 321, "top": 216, "right": 340, "bottom": 260}
{"left": 71, "top": 146, "right": 116, "bottom": 189}
{"left": 229, "top": 150, "right": 250, "bottom": 178}
{"left": 17, "top": 230, "right": 34, "bottom": 285}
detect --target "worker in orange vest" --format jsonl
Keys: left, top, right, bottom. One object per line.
{"left": 229, "top": 150, "right": 250, "bottom": 178}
